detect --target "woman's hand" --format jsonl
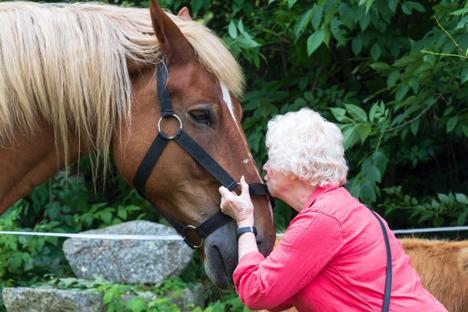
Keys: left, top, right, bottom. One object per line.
{"left": 219, "top": 176, "right": 254, "bottom": 227}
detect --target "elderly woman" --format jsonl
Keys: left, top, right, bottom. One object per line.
{"left": 219, "top": 108, "right": 446, "bottom": 312}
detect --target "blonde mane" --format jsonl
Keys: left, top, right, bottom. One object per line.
{"left": 0, "top": 2, "right": 244, "bottom": 175}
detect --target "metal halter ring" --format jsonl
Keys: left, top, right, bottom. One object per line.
{"left": 181, "top": 225, "right": 203, "bottom": 249}
{"left": 157, "top": 114, "right": 183, "bottom": 140}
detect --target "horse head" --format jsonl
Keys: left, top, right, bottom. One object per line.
{"left": 113, "top": 0, "right": 275, "bottom": 287}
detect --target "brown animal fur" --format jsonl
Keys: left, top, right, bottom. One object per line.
{"left": 400, "top": 238, "right": 468, "bottom": 312}
{"left": 255, "top": 238, "right": 468, "bottom": 312}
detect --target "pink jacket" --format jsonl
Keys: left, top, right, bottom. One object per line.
{"left": 233, "top": 186, "right": 447, "bottom": 312}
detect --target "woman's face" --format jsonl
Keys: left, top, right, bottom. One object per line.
{"left": 262, "top": 160, "right": 291, "bottom": 199}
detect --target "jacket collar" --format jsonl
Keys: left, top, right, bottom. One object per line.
{"left": 303, "top": 184, "right": 340, "bottom": 209}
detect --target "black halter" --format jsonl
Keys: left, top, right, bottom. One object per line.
{"left": 133, "top": 62, "right": 271, "bottom": 249}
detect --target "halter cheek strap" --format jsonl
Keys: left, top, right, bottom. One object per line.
{"left": 133, "top": 62, "right": 271, "bottom": 249}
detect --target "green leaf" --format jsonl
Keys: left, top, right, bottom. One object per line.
{"left": 388, "top": 0, "right": 398, "bottom": 12}
{"left": 237, "top": 19, "right": 245, "bottom": 34}
{"left": 363, "top": 164, "right": 381, "bottom": 182}
{"left": 455, "top": 193, "right": 468, "bottom": 204}
{"left": 370, "top": 44, "right": 382, "bottom": 61}
{"left": 344, "top": 104, "right": 367, "bottom": 122}
{"left": 228, "top": 21, "right": 237, "bottom": 39}
{"left": 360, "top": 180, "right": 377, "bottom": 203}
{"left": 348, "top": 179, "right": 361, "bottom": 198}
{"left": 99, "top": 210, "right": 113, "bottom": 224}
{"left": 239, "top": 32, "right": 261, "bottom": 48}
{"left": 451, "top": 8, "right": 468, "bottom": 16}
{"left": 410, "top": 119, "right": 420, "bottom": 136}
{"left": 288, "top": 0, "right": 298, "bottom": 9}
{"left": 358, "top": 11, "right": 371, "bottom": 30}
{"left": 438, "top": 193, "right": 450, "bottom": 204}
{"left": 461, "top": 65, "right": 468, "bottom": 84}
{"left": 126, "top": 298, "right": 146, "bottom": 312}
{"left": 103, "top": 291, "right": 114, "bottom": 305}
{"left": 342, "top": 125, "right": 360, "bottom": 150}
{"left": 330, "top": 18, "right": 346, "bottom": 44}
{"left": 369, "top": 103, "right": 379, "bottom": 122}
{"left": 293, "top": 9, "right": 313, "bottom": 39}
{"left": 395, "top": 85, "right": 409, "bottom": 101}
{"left": 351, "top": 36, "right": 363, "bottom": 56}
{"left": 387, "top": 71, "right": 400, "bottom": 87}
{"left": 401, "top": 2, "right": 426, "bottom": 15}
{"left": 355, "top": 124, "right": 372, "bottom": 143}
{"left": 330, "top": 107, "right": 347, "bottom": 122}
{"left": 446, "top": 116, "right": 458, "bottom": 133}
{"left": 370, "top": 62, "right": 391, "bottom": 72}
{"left": 311, "top": 5, "right": 324, "bottom": 30}
{"left": 372, "top": 150, "right": 389, "bottom": 172}
{"left": 117, "top": 207, "right": 127, "bottom": 220}
{"left": 360, "top": 0, "right": 375, "bottom": 14}
{"left": 456, "top": 16, "right": 468, "bottom": 29}
{"left": 307, "top": 30, "right": 324, "bottom": 56}
{"left": 457, "top": 212, "right": 466, "bottom": 226}
{"left": 9, "top": 253, "right": 23, "bottom": 270}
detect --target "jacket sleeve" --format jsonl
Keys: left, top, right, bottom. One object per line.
{"left": 233, "top": 210, "right": 344, "bottom": 310}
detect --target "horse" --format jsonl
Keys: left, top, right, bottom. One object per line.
{"left": 0, "top": 1, "right": 275, "bottom": 288}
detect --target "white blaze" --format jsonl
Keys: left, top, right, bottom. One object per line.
{"left": 220, "top": 82, "right": 236, "bottom": 119}
{"left": 220, "top": 81, "right": 261, "bottom": 180}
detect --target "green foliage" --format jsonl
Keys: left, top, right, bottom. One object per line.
{"left": 36, "top": 276, "right": 245, "bottom": 312}
{"left": 379, "top": 187, "right": 468, "bottom": 228}
{"left": 200, "top": 0, "right": 467, "bottom": 228}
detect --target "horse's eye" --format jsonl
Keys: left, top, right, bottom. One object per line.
{"left": 188, "top": 109, "right": 212, "bottom": 126}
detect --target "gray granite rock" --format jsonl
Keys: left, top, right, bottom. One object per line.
{"left": 2, "top": 287, "right": 102, "bottom": 312}
{"left": 62, "top": 221, "right": 193, "bottom": 285}
{"left": 2, "top": 285, "right": 204, "bottom": 312}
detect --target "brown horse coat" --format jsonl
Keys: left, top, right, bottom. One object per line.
{"left": 400, "top": 238, "right": 468, "bottom": 312}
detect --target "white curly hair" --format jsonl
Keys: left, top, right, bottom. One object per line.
{"left": 265, "top": 108, "right": 348, "bottom": 187}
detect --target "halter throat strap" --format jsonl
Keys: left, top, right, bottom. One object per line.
{"left": 133, "top": 62, "right": 270, "bottom": 248}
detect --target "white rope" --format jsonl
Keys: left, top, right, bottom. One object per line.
{"left": 0, "top": 226, "right": 467, "bottom": 241}
{"left": 392, "top": 226, "right": 468, "bottom": 234}
{"left": 0, "top": 231, "right": 183, "bottom": 241}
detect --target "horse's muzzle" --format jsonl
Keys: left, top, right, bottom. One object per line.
{"left": 203, "top": 221, "right": 238, "bottom": 288}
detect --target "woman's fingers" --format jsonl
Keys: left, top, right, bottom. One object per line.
{"left": 239, "top": 176, "right": 249, "bottom": 195}
{"left": 219, "top": 179, "right": 254, "bottom": 220}
{"left": 219, "top": 197, "right": 227, "bottom": 209}
{"left": 219, "top": 186, "right": 235, "bottom": 215}
{"left": 218, "top": 186, "right": 233, "bottom": 200}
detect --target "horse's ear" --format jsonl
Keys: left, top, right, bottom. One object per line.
{"left": 177, "top": 7, "right": 192, "bottom": 20}
{"left": 150, "top": 0, "right": 194, "bottom": 65}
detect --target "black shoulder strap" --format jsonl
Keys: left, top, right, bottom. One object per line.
{"left": 371, "top": 210, "right": 392, "bottom": 312}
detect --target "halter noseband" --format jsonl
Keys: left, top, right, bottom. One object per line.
{"left": 133, "top": 62, "right": 271, "bottom": 249}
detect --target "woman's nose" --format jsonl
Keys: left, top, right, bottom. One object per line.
{"left": 263, "top": 160, "right": 269, "bottom": 172}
